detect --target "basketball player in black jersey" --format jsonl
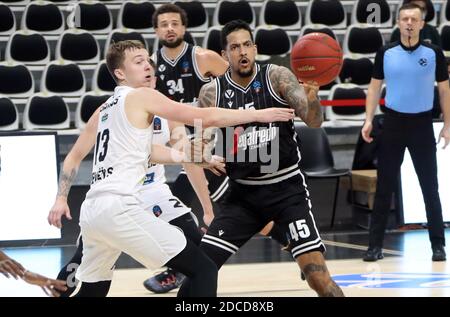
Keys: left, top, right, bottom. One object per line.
{"left": 151, "top": 4, "right": 228, "bottom": 229}
{"left": 181, "top": 20, "right": 344, "bottom": 297}
{"left": 144, "top": 5, "right": 291, "bottom": 294}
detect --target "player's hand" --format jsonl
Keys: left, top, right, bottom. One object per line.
{"left": 203, "top": 211, "right": 215, "bottom": 228}
{"left": 0, "top": 258, "right": 25, "bottom": 279}
{"left": 438, "top": 125, "right": 450, "bottom": 149}
{"left": 189, "top": 127, "right": 216, "bottom": 163}
{"left": 301, "top": 81, "right": 320, "bottom": 101}
{"left": 22, "top": 271, "right": 67, "bottom": 297}
{"left": 190, "top": 138, "right": 212, "bottom": 162}
{"left": 254, "top": 108, "right": 295, "bottom": 123}
{"left": 361, "top": 121, "right": 373, "bottom": 143}
{"left": 48, "top": 197, "right": 72, "bottom": 228}
{"left": 197, "top": 155, "right": 226, "bottom": 176}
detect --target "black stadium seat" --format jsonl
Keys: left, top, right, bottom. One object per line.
{"left": 21, "top": 2, "right": 64, "bottom": 35}
{"left": 117, "top": 1, "right": 155, "bottom": 31}
{"left": 56, "top": 30, "right": 100, "bottom": 67}
{"left": 0, "top": 63, "right": 34, "bottom": 98}
{"left": 6, "top": 31, "right": 50, "bottom": 66}
{"left": 42, "top": 61, "right": 85, "bottom": 98}
{"left": 213, "top": 0, "right": 255, "bottom": 29}
{"left": 24, "top": 93, "right": 70, "bottom": 130}
{"left": 0, "top": 97, "right": 19, "bottom": 130}
{"left": 260, "top": 0, "right": 301, "bottom": 31}
{"left": 76, "top": 92, "right": 111, "bottom": 129}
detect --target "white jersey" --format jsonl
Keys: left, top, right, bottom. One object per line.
{"left": 86, "top": 85, "right": 153, "bottom": 199}
{"left": 139, "top": 116, "right": 192, "bottom": 222}
{"left": 141, "top": 115, "right": 170, "bottom": 190}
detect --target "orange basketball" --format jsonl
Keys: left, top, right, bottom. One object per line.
{"left": 290, "top": 33, "right": 343, "bottom": 86}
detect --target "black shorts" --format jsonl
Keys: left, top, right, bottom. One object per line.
{"left": 202, "top": 174, "right": 325, "bottom": 261}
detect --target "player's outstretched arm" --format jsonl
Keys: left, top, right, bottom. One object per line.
{"left": 269, "top": 65, "right": 323, "bottom": 128}
{"left": 22, "top": 271, "right": 67, "bottom": 297}
{"left": 0, "top": 251, "right": 67, "bottom": 296}
{"left": 0, "top": 251, "right": 25, "bottom": 279}
{"left": 128, "top": 86, "right": 295, "bottom": 128}
{"left": 48, "top": 109, "right": 100, "bottom": 228}
{"left": 149, "top": 143, "right": 225, "bottom": 175}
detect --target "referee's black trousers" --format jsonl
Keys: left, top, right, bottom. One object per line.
{"left": 369, "top": 109, "right": 445, "bottom": 249}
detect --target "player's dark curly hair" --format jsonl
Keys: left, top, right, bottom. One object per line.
{"left": 221, "top": 20, "right": 254, "bottom": 50}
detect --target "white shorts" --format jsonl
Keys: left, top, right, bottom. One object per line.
{"left": 140, "top": 183, "right": 191, "bottom": 223}
{"left": 76, "top": 195, "right": 186, "bottom": 283}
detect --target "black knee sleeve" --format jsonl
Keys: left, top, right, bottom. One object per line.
{"left": 198, "top": 241, "right": 231, "bottom": 270}
{"left": 166, "top": 239, "right": 217, "bottom": 297}
{"left": 74, "top": 280, "right": 111, "bottom": 297}
{"left": 57, "top": 237, "right": 84, "bottom": 297}
{"left": 169, "top": 213, "right": 202, "bottom": 245}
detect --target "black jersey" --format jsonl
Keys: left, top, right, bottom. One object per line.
{"left": 214, "top": 64, "right": 301, "bottom": 184}
{"left": 155, "top": 42, "right": 210, "bottom": 104}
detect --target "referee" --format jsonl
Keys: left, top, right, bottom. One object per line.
{"left": 361, "top": 2, "right": 450, "bottom": 262}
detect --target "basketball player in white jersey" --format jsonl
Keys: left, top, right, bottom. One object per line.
{"left": 49, "top": 99, "right": 215, "bottom": 295}
{"left": 51, "top": 40, "right": 294, "bottom": 297}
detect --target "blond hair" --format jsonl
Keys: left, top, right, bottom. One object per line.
{"left": 106, "top": 40, "right": 146, "bottom": 83}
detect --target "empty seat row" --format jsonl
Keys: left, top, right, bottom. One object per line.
{"left": 12, "top": 21, "right": 450, "bottom": 74}
{"left": 0, "top": 92, "right": 110, "bottom": 131}
{"left": 0, "top": 52, "right": 380, "bottom": 106}
{"left": 2, "top": 29, "right": 141, "bottom": 69}
{"left": 4, "top": 83, "right": 440, "bottom": 132}
{"left": 0, "top": 60, "right": 115, "bottom": 101}
{"left": 3, "top": 0, "right": 450, "bottom": 40}
{"left": 205, "top": 23, "right": 387, "bottom": 58}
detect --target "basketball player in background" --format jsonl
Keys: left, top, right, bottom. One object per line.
{"left": 178, "top": 20, "right": 344, "bottom": 297}
{"left": 145, "top": 4, "right": 291, "bottom": 293}
{"left": 0, "top": 250, "right": 67, "bottom": 297}
{"left": 50, "top": 40, "right": 294, "bottom": 297}
{"left": 152, "top": 3, "right": 229, "bottom": 217}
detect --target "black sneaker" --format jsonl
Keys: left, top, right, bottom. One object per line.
{"left": 363, "top": 247, "right": 384, "bottom": 262}
{"left": 432, "top": 245, "right": 446, "bottom": 262}
{"left": 143, "top": 269, "right": 186, "bottom": 294}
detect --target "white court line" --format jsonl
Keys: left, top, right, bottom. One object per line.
{"left": 322, "top": 239, "right": 404, "bottom": 256}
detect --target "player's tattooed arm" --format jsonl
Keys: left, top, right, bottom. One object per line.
{"left": 302, "top": 263, "right": 345, "bottom": 297}
{"left": 269, "top": 65, "right": 323, "bottom": 127}
{"left": 55, "top": 109, "right": 99, "bottom": 199}
{"left": 197, "top": 81, "right": 217, "bottom": 108}
{"left": 57, "top": 169, "right": 77, "bottom": 198}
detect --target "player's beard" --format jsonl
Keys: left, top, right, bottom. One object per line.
{"left": 237, "top": 61, "right": 255, "bottom": 78}
{"left": 160, "top": 36, "right": 184, "bottom": 49}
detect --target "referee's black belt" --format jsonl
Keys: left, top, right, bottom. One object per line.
{"left": 384, "top": 107, "right": 432, "bottom": 118}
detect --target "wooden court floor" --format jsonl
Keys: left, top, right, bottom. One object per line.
{"left": 109, "top": 257, "right": 450, "bottom": 297}
{"left": 1, "top": 229, "right": 450, "bottom": 297}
